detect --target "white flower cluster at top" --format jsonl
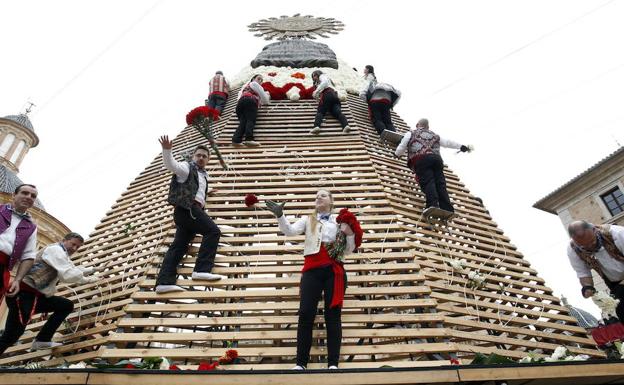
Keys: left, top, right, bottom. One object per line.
{"left": 229, "top": 58, "right": 368, "bottom": 101}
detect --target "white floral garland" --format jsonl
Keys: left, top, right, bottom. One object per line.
{"left": 229, "top": 58, "right": 368, "bottom": 101}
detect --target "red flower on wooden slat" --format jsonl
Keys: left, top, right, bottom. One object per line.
{"left": 169, "top": 364, "right": 181, "bottom": 370}
{"left": 124, "top": 363, "right": 136, "bottom": 369}
{"left": 226, "top": 349, "right": 239, "bottom": 360}
{"left": 198, "top": 361, "right": 219, "bottom": 371}
{"left": 245, "top": 194, "right": 259, "bottom": 208}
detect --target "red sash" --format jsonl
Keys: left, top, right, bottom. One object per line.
{"left": 0, "top": 253, "right": 11, "bottom": 303}
{"left": 302, "top": 245, "right": 345, "bottom": 308}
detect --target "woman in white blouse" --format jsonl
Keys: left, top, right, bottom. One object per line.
{"left": 266, "top": 190, "right": 356, "bottom": 370}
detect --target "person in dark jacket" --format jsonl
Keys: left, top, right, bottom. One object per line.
{"left": 395, "top": 119, "right": 471, "bottom": 216}
{"left": 155, "top": 135, "right": 222, "bottom": 294}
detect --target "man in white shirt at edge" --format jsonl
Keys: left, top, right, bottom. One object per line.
{"left": 567, "top": 221, "right": 624, "bottom": 322}
{"left": 0, "top": 232, "right": 98, "bottom": 354}
{"left": 155, "top": 136, "right": 223, "bottom": 294}
{"left": 0, "top": 184, "right": 38, "bottom": 304}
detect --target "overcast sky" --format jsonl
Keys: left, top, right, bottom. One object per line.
{"left": 2, "top": 0, "right": 623, "bottom": 315}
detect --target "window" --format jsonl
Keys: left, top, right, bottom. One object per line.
{"left": 601, "top": 187, "right": 624, "bottom": 216}
{"left": 0, "top": 133, "right": 15, "bottom": 157}
{"left": 9, "top": 140, "right": 26, "bottom": 164}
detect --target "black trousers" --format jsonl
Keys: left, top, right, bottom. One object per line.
{"left": 233, "top": 97, "right": 258, "bottom": 143}
{"left": 605, "top": 281, "right": 624, "bottom": 322}
{"left": 156, "top": 205, "right": 221, "bottom": 286}
{"left": 296, "top": 265, "right": 346, "bottom": 367}
{"left": 206, "top": 94, "right": 227, "bottom": 114}
{"left": 369, "top": 101, "right": 395, "bottom": 135}
{"left": 0, "top": 291, "right": 74, "bottom": 355}
{"left": 314, "top": 91, "right": 348, "bottom": 129}
{"left": 413, "top": 154, "right": 454, "bottom": 212}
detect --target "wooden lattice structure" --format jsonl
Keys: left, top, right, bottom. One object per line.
{"left": 0, "top": 89, "right": 603, "bottom": 369}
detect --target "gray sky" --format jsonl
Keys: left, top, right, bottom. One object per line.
{"left": 2, "top": 0, "right": 623, "bottom": 315}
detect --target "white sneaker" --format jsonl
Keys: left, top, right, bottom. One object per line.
{"left": 192, "top": 272, "right": 223, "bottom": 281}
{"left": 328, "top": 365, "right": 338, "bottom": 369}
{"left": 342, "top": 125, "right": 351, "bottom": 133}
{"left": 155, "top": 285, "right": 186, "bottom": 294}
{"left": 232, "top": 142, "right": 244, "bottom": 148}
{"left": 291, "top": 365, "right": 305, "bottom": 370}
{"left": 243, "top": 140, "right": 261, "bottom": 147}
{"left": 31, "top": 341, "right": 62, "bottom": 350}
{"left": 309, "top": 127, "right": 321, "bottom": 135}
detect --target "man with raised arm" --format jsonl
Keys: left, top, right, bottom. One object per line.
{"left": 155, "top": 136, "right": 222, "bottom": 294}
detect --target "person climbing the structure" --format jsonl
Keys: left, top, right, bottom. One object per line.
{"left": 155, "top": 135, "right": 223, "bottom": 294}
{"left": 395, "top": 118, "right": 471, "bottom": 219}
{"left": 205, "top": 70, "right": 230, "bottom": 120}
{"left": 310, "top": 70, "right": 350, "bottom": 135}
{"left": 233, "top": 74, "right": 270, "bottom": 147}
{"left": 266, "top": 190, "right": 362, "bottom": 370}
{"left": 359, "top": 65, "right": 401, "bottom": 136}
{"left": 566, "top": 220, "right": 624, "bottom": 323}
{"left": 0, "top": 232, "right": 98, "bottom": 355}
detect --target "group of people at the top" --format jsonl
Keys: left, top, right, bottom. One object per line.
{"left": 204, "top": 65, "right": 402, "bottom": 147}
{"left": 206, "top": 66, "right": 471, "bottom": 217}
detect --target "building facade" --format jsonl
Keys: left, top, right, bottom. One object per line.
{"left": 534, "top": 146, "right": 624, "bottom": 294}
{"left": 0, "top": 112, "right": 71, "bottom": 326}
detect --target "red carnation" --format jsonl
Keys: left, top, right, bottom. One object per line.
{"left": 450, "top": 358, "right": 460, "bottom": 365}
{"left": 336, "top": 208, "right": 363, "bottom": 248}
{"left": 226, "top": 349, "right": 238, "bottom": 360}
{"left": 124, "top": 363, "right": 136, "bottom": 369}
{"left": 245, "top": 194, "right": 259, "bottom": 208}
{"left": 169, "top": 364, "right": 181, "bottom": 370}
{"left": 268, "top": 72, "right": 277, "bottom": 77}
{"left": 186, "top": 106, "right": 213, "bottom": 126}
{"left": 198, "top": 361, "right": 219, "bottom": 371}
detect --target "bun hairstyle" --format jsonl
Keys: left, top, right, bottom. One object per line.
{"left": 365, "top": 65, "right": 376, "bottom": 80}
{"left": 312, "top": 70, "right": 323, "bottom": 87}
{"left": 309, "top": 189, "right": 333, "bottom": 233}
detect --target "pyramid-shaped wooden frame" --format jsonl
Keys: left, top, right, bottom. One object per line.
{"left": 0, "top": 91, "right": 603, "bottom": 368}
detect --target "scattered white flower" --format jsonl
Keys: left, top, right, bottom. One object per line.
{"left": 592, "top": 291, "right": 620, "bottom": 320}
{"left": 449, "top": 258, "right": 467, "bottom": 271}
{"left": 551, "top": 346, "right": 568, "bottom": 360}
{"left": 467, "top": 271, "right": 485, "bottom": 289}
{"left": 286, "top": 87, "right": 300, "bottom": 101}
{"left": 68, "top": 362, "right": 88, "bottom": 369}
{"left": 159, "top": 357, "right": 171, "bottom": 370}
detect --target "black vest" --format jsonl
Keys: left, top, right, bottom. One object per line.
{"left": 167, "top": 162, "right": 208, "bottom": 209}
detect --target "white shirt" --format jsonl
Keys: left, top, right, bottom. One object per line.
{"left": 395, "top": 130, "right": 462, "bottom": 158}
{"left": 313, "top": 74, "right": 335, "bottom": 99}
{"left": 31, "top": 243, "right": 93, "bottom": 297}
{"left": 163, "top": 149, "right": 208, "bottom": 206}
{"left": 567, "top": 225, "right": 624, "bottom": 282}
{"left": 0, "top": 212, "right": 37, "bottom": 260}
{"left": 237, "top": 81, "right": 270, "bottom": 106}
{"left": 277, "top": 213, "right": 356, "bottom": 253}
